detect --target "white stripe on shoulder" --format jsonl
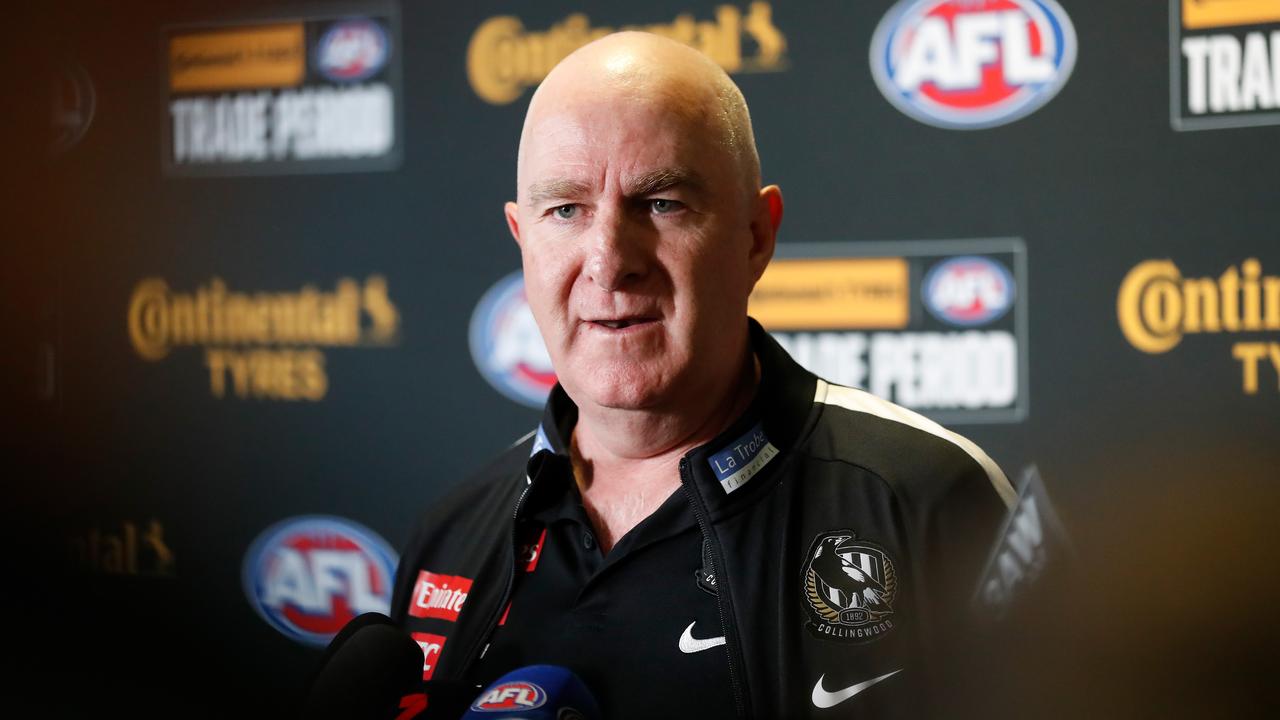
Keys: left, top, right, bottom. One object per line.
{"left": 814, "top": 379, "right": 1016, "bottom": 508}
{"left": 509, "top": 428, "right": 537, "bottom": 448}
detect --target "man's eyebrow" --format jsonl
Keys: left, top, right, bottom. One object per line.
{"left": 526, "top": 179, "right": 591, "bottom": 206}
{"left": 624, "top": 167, "right": 706, "bottom": 197}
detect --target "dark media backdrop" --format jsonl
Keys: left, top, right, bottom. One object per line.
{"left": 5, "top": 0, "right": 1278, "bottom": 715}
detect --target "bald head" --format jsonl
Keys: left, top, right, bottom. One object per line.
{"left": 517, "top": 32, "right": 761, "bottom": 201}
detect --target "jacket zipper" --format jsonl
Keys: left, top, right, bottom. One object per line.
{"left": 455, "top": 481, "right": 530, "bottom": 674}
{"left": 680, "top": 457, "right": 749, "bottom": 719}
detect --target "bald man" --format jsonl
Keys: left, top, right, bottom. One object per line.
{"left": 392, "top": 33, "right": 1013, "bottom": 719}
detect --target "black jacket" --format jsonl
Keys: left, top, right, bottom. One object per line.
{"left": 392, "top": 320, "right": 1014, "bottom": 718}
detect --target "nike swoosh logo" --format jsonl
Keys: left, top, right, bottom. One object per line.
{"left": 678, "top": 622, "right": 726, "bottom": 654}
{"left": 811, "top": 669, "right": 902, "bottom": 709}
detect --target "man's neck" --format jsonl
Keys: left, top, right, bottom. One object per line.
{"left": 568, "top": 351, "right": 759, "bottom": 553}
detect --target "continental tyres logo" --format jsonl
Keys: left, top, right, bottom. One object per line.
{"left": 1118, "top": 259, "right": 1280, "bottom": 394}
{"left": 127, "top": 276, "right": 399, "bottom": 400}
{"left": 68, "top": 520, "right": 176, "bottom": 579}
{"left": 466, "top": 2, "right": 787, "bottom": 105}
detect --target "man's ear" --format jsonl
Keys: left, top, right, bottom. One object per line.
{"left": 748, "top": 185, "right": 783, "bottom": 283}
{"left": 505, "top": 201, "right": 522, "bottom": 249}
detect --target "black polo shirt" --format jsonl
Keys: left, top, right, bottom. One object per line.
{"left": 471, "top": 397, "right": 738, "bottom": 719}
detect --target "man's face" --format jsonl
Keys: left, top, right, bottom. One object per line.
{"left": 506, "top": 91, "right": 766, "bottom": 412}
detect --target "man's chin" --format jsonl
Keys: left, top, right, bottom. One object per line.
{"left": 563, "top": 365, "right": 672, "bottom": 412}
{"left": 576, "top": 382, "right": 663, "bottom": 412}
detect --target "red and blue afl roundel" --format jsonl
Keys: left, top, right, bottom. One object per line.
{"left": 471, "top": 681, "right": 548, "bottom": 711}
{"left": 870, "top": 0, "right": 1077, "bottom": 129}
{"left": 469, "top": 271, "right": 557, "bottom": 409}
{"left": 242, "top": 515, "right": 397, "bottom": 647}
{"left": 315, "top": 18, "right": 390, "bottom": 82}
{"left": 923, "top": 256, "right": 1015, "bottom": 326}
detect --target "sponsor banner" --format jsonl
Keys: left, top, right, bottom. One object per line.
{"left": 1117, "top": 257, "right": 1280, "bottom": 395}
{"left": 469, "top": 271, "right": 556, "bottom": 409}
{"left": 707, "top": 422, "right": 780, "bottom": 494}
{"left": 750, "top": 258, "right": 909, "bottom": 329}
{"left": 466, "top": 2, "right": 787, "bottom": 105}
{"left": 242, "top": 515, "right": 397, "bottom": 647}
{"left": 408, "top": 571, "right": 472, "bottom": 622}
{"left": 126, "top": 275, "right": 399, "bottom": 401}
{"left": 411, "top": 632, "right": 447, "bottom": 681}
{"left": 870, "top": 0, "right": 1077, "bottom": 129}
{"left": 1171, "top": 0, "right": 1280, "bottom": 130}
{"left": 162, "top": 3, "right": 401, "bottom": 175}
{"left": 67, "top": 519, "right": 175, "bottom": 579}
{"left": 754, "top": 239, "right": 1029, "bottom": 424}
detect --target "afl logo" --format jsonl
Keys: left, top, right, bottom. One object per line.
{"left": 870, "top": 0, "right": 1077, "bottom": 129}
{"left": 315, "top": 19, "right": 390, "bottom": 82}
{"left": 242, "top": 516, "right": 397, "bottom": 647}
{"left": 469, "top": 271, "right": 557, "bottom": 408}
{"left": 472, "top": 681, "right": 547, "bottom": 711}
{"left": 923, "top": 256, "right": 1015, "bottom": 327}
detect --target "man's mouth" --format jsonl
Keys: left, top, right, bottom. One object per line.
{"left": 588, "top": 317, "right": 657, "bottom": 330}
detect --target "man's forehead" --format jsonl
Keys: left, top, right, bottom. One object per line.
{"left": 522, "top": 98, "right": 711, "bottom": 156}
{"left": 518, "top": 105, "right": 729, "bottom": 198}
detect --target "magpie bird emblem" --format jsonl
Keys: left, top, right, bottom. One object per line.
{"left": 803, "top": 530, "right": 897, "bottom": 642}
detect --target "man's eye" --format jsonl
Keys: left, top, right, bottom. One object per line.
{"left": 650, "top": 199, "right": 682, "bottom": 214}
{"left": 553, "top": 205, "right": 578, "bottom": 219}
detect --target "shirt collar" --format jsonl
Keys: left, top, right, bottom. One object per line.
{"left": 533, "top": 384, "right": 577, "bottom": 458}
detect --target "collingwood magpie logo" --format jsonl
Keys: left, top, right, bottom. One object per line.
{"left": 803, "top": 530, "right": 897, "bottom": 642}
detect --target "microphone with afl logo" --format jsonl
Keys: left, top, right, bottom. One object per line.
{"left": 462, "top": 666, "right": 600, "bottom": 720}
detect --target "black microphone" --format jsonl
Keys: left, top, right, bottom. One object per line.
{"left": 461, "top": 665, "right": 600, "bottom": 719}
{"left": 302, "top": 612, "right": 424, "bottom": 720}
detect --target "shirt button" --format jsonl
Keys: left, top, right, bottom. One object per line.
{"left": 581, "top": 531, "right": 596, "bottom": 550}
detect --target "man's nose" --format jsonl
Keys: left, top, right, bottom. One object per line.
{"left": 583, "top": 209, "right": 648, "bottom": 291}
